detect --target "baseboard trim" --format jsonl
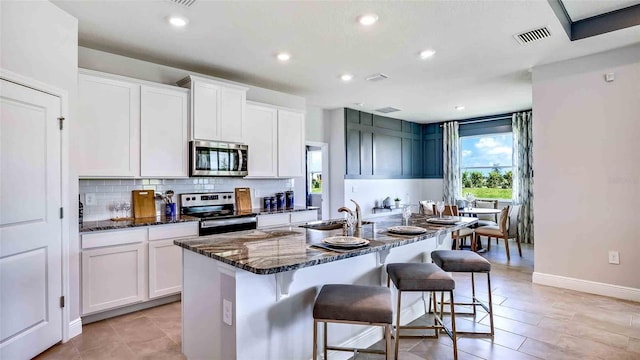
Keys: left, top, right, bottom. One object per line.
{"left": 532, "top": 272, "right": 640, "bottom": 302}
{"left": 69, "top": 318, "right": 82, "bottom": 339}
{"left": 81, "top": 294, "right": 181, "bottom": 324}
{"left": 323, "top": 298, "right": 427, "bottom": 360}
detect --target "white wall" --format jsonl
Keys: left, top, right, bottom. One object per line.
{"left": 326, "top": 109, "right": 346, "bottom": 219}
{"left": 1, "top": 0, "right": 80, "bottom": 327}
{"left": 532, "top": 44, "right": 640, "bottom": 298}
{"left": 78, "top": 47, "right": 306, "bottom": 111}
{"left": 305, "top": 105, "right": 325, "bottom": 143}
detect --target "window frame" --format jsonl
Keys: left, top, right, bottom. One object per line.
{"left": 459, "top": 132, "right": 514, "bottom": 200}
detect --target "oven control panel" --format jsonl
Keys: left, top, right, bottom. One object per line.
{"left": 180, "top": 192, "right": 235, "bottom": 207}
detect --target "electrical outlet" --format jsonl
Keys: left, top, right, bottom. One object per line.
{"left": 608, "top": 251, "right": 620, "bottom": 265}
{"left": 85, "top": 193, "right": 97, "bottom": 206}
{"left": 223, "top": 299, "right": 233, "bottom": 325}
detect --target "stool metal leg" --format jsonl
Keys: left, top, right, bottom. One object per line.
{"left": 394, "top": 290, "right": 402, "bottom": 360}
{"left": 487, "top": 273, "right": 494, "bottom": 336}
{"left": 450, "top": 290, "right": 458, "bottom": 360}
{"left": 385, "top": 324, "right": 392, "bottom": 360}
{"left": 323, "top": 322, "right": 328, "bottom": 360}
{"left": 471, "top": 272, "right": 477, "bottom": 316}
{"left": 313, "top": 319, "right": 318, "bottom": 360}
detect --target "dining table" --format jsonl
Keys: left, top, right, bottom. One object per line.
{"left": 457, "top": 207, "right": 502, "bottom": 252}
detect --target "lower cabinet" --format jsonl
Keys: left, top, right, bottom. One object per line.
{"left": 81, "top": 222, "right": 198, "bottom": 316}
{"left": 257, "top": 210, "right": 318, "bottom": 228}
{"left": 148, "top": 239, "right": 182, "bottom": 299}
{"left": 82, "top": 243, "right": 146, "bottom": 315}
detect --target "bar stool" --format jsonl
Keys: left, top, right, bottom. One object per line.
{"left": 386, "top": 263, "right": 458, "bottom": 360}
{"left": 312, "top": 284, "right": 393, "bottom": 360}
{"left": 431, "top": 250, "right": 494, "bottom": 336}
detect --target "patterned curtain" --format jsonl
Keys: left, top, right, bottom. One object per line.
{"left": 512, "top": 111, "right": 534, "bottom": 244}
{"left": 442, "top": 121, "right": 461, "bottom": 204}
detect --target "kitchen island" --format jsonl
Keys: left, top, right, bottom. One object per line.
{"left": 174, "top": 215, "right": 476, "bottom": 360}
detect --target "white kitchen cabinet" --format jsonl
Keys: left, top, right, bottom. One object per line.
{"left": 257, "top": 209, "right": 318, "bottom": 228}
{"left": 148, "top": 222, "right": 198, "bottom": 299}
{"left": 244, "top": 102, "right": 305, "bottom": 178}
{"left": 82, "top": 242, "right": 146, "bottom": 315}
{"left": 148, "top": 239, "right": 182, "bottom": 299}
{"left": 277, "top": 109, "right": 305, "bottom": 178}
{"left": 244, "top": 103, "right": 278, "bottom": 177}
{"left": 78, "top": 73, "right": 140, "bottom": 177}
{"left": 140, "top": 85, "right": 189, "bottom": 178}
{"left": 178, "top": 75, "right": 248, "bottom": 143}
{"left": 81, "top": 222, "right": 198, "bottom": 315}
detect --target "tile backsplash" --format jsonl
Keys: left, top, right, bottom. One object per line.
{"left": 80, "top": 178, "right": 294, "bottom": 221}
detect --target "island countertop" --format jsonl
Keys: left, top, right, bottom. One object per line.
{"left": 173, "top": 214, "right": 477, "bottom": 275}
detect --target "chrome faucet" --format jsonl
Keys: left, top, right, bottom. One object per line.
{"left": 337, "top": 199, "right": 362, "bottom": 231}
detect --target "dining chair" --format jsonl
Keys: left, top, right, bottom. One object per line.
{"left": 473, "top": 200, "right": 499, "bottom": 227}
{"left": 473, "top": 205, "right": 522, "bottom": 261}
{"left": 432, "top": 204, "right": 474, "bottom": 250}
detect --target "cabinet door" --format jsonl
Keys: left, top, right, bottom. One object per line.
{"left": 219, "top": 87, "right": 246, "bottom": 143}
{"left": 257, "top": 213, "right": 290, "bottom": 228}
{"left": 78, "top": 74, "right": 140, "bottom": 177}
{"left": 244, "top": 104, "right": 278, "bottom": 177}
{"left": 277, "top": 109, "right": 305, "bottom": 177}
{"left": 290, "top": 210, "right": 318, "bottom": 224}
{"left": 148, "top": 239, "right": 182, "bottom": 299}
{"left": 192, "top": 80, "right": 219, "bottom": 140}
{"left": 140, "top": 85, "right": 188, "bottom": 178}
{"left": 82, "top": 243, "right": 146, "bottom": 315}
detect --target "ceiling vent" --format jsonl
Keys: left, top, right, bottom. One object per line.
{"left": 514, "top": 26, "right": 551, "bottom": 45}
{"left": 366, "top": 73, "right": 389, "bottom": 82}
{"left": 168, "top": 0, "right": 196, "bottom": 8}
{"left": 375, "top": 107, "right": 401, "bottom": 114}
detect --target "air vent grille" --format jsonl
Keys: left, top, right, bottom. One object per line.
{"left": 366, "top": 73, "right": 389, "bottom": 82}
{"left": 168, "top": 0, "right": 196, "bottom": 8}
{"left": 514, "top": 26, "right": 551, "bottom": 45}
{"left": 375, "top": 107, "right": 401, "bottom": 114}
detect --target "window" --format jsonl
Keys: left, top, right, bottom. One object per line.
{"left": 460, "top": 133, "right": 513, "bottom": 200}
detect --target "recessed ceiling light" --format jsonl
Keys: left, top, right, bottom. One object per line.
{"left": 455, "top": 105, "right": 465, "bottom": 111}
{"left": 167, "top": 15, "right": 189, "bottom": 27}
{"left": 341, "top": 74, "right": 353, "bottom": 82}
{"left": 358, "top": 14, "right": 379, "bottom": 26}
{"left": 419, "top": 49, "right": 436, "bottom": 59}
{"left": 276, "top": 53, "right": 291, "bottom": 62}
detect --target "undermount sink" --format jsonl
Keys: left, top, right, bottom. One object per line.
{"left": 299, "top": 219, "right": 373, "bottom": 231}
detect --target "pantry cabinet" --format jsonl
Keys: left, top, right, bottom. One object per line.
{"left": 78, "top": 70, "right": 189, "bottom": 178}
{"left": 244, "top": 102, "right": 305, "bottom": 178}
{"left": 178, "top": 75, "right": 248, "bottom": 143}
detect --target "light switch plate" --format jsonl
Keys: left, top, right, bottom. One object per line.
{"left": 608, "top": 251, "right": 620, "bottom": 265}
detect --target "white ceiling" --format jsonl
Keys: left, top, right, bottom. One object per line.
{"left": 562, "top": 0, "right": 640, "bottom": 21}
{"left": 52, "top": 0, "right": 640, "bottom": 123}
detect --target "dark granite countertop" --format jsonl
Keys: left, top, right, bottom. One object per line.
{"left": 173, "top": 214, "right": 477, "bottom": 275}
{"left": 80, "top": 215, "right": 200, "bottom": 233}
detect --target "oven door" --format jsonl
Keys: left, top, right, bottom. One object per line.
{"left": 200, "top": 216, "right": 257, "bottom": 235}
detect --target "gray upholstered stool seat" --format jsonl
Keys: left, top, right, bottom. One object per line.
{"left": 387, "top": 263, "right": 455, "bottom": 291}
{"left": 431, "top": 250, "right": 491, "bottom": 273}
{"left": 312, "top": 284, "right": 392, "bottom": 360}
{"left": 431, "top": 250, "right": 495, "bottom": 338}
{"left": 313, "top": 284, "right": 392, "bottom": 324}
{"left": 386, "top": 263, "right": 458, "bottom": 360}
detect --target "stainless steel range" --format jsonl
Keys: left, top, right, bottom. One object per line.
{"left": 180, "top": 192, "right": 257, "bottom": 236}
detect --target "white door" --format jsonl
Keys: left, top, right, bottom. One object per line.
{"left": 0, "top": 79, "right": 63, "bottom": 359}
{"left": 219, "top": 87, "right": 246, "bottom": 143}
{"left": 192, "top": 80, "right": 219, "bottom": 140}
{"left": 244, "top": 104, "right": 277, "bottom": 177}
{"left": 148, "top": 239, "right": 182, "bottom": 299}
{"left": 277, "top": 109, "right": 305, "bottom": 177}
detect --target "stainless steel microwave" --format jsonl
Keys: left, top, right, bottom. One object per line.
{"left": 190, "top": 141, "right": 248, "bottom": 177}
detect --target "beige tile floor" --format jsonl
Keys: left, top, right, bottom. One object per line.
{"left": 37, "top": 240, "right": 640, "bottom": 360}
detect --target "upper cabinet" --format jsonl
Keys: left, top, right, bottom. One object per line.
{"left": 78, "top": 70, "right": 189, "bottom": 178}
{"left": 140, "top": 85, "right": 189, "bottom": 178}
{"left": 177, "top": 75, "right": 248, "bottom": 143}
{"left": 244, "top": 102, "right": 305, "bottom": 178}
{"left": 78, "top": 74, "right": 140, "bottom": 177}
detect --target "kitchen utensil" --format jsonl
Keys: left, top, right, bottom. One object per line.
{"left": 132, "top": 190, "right": 156, "bottom": 218}
{"left": 166, "top": 190, "right": 175, "bottom": 203}
{"left": 235, "top": 187, "right": 252, "bottom": 212}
